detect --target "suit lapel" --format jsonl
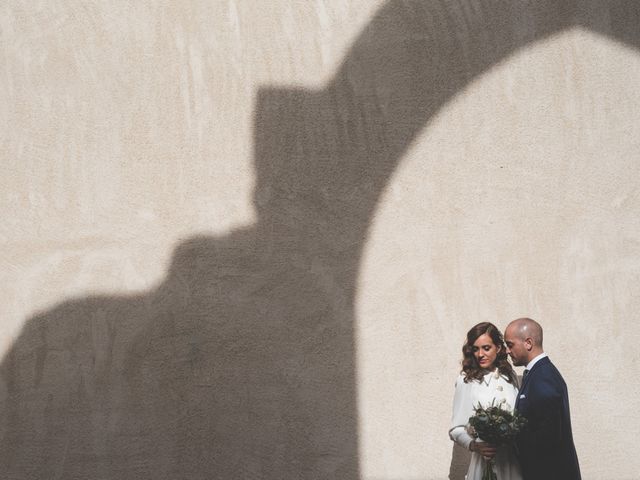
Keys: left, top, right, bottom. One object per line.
{"left": 516, "top": 356, "right": 550, "bottom": 409}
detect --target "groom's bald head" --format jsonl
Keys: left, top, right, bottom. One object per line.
{"left": 504, "top": 317, "right": 544, "bottom": 366}
{"left": 508, "top": 317, "right": 543, "bottom": 347}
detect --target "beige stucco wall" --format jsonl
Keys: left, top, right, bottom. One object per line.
{"left": 1, "top": 1, "right": 639, "bottom": 479}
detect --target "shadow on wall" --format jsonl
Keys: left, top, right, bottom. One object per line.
{"left": 450, "top": 444, "right": 472, "bottom": 480}
{"left": 1, "top": 1, "right": 638, "bottom": 479}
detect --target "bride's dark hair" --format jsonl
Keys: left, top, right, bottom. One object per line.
{"left": 461, "top": 322, "right": 517, "bottom": 384}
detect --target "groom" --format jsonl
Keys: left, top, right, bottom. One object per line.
{"left": 504, "top": 318, "right": 581, "bottom": 480}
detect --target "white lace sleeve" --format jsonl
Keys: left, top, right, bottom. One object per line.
{"left": 449, "top": 375, "right": 475, "bottom": 449}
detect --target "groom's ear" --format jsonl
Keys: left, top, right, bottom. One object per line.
{"left": 524, "top": 337, "right": 533, "bottom": 351}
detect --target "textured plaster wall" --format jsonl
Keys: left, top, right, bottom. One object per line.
{"left": 1, "top": 1, "right": 639, "bottom": 479}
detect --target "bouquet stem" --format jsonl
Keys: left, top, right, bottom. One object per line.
{"left": 482, "top": 457, "right": 497, "bottom": 480}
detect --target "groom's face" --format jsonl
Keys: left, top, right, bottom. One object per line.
{"left": 504, "top": 326, "right": 527, "bottom": 366}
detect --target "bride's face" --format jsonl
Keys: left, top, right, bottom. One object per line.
{"left": 472, "top": 333, "right": 500, "bottom": 370}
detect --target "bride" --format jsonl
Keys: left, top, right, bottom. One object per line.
{"left": 449, "top": 322, "right": 523, "bottom": 480}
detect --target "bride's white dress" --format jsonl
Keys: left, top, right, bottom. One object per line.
{"left": 449, "top": 370, "right": 523, "bottom": 480}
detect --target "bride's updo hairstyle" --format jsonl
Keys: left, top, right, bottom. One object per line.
{"left": 461, "top": 322, "right": 517, "bottom": 385}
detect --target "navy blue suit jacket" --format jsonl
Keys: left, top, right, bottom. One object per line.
{"left": 515, "top": 356, "right": 581, "bottom": 480}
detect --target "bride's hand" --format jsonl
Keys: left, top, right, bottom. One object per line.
{"left": 470, "top": 440, "right": 497, "bottom": 459}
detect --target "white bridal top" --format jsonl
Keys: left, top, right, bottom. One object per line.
{"left": 449, "top": 369, "right": 523, "bottom": 480}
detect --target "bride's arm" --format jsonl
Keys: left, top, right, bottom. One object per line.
{"left": 449, "top": 376, "right": 498, "bottom": 458}
{"left": 448, "top": 375, "right": 475, "bottom": 450}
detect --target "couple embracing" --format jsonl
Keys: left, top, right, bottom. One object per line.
{"left": 449, "top": 318, "right": 581, "bottom": 480}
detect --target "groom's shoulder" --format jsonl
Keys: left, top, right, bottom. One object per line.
{"left": 532, "top": 357, "right": 556, "bottom": 376}
{"left": 536, "top": 357, "right": 563, "bottom": 376}
{"left": 531, "top": 359, "right": 567, "bottom": 390}
{"left": 530, "top": 355, "right": 554, "bottom": 373}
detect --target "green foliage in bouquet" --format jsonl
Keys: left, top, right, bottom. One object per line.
{"left": 468, "top": 400, "right": 527, "bottom": 445}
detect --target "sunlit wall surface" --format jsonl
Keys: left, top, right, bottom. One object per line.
{"left": 1, "top": 2, "right": 638, "bottom": 479}
{"left": 357, "top": 27, "right": 640, "bottom": 479}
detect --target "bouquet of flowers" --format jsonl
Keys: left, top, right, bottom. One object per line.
{"left": 468, "top": 399, "right": 527, "bottom": 480}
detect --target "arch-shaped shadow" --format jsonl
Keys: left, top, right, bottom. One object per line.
{"left": 1, "top": 1, "right": 638, "bottom": 479}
